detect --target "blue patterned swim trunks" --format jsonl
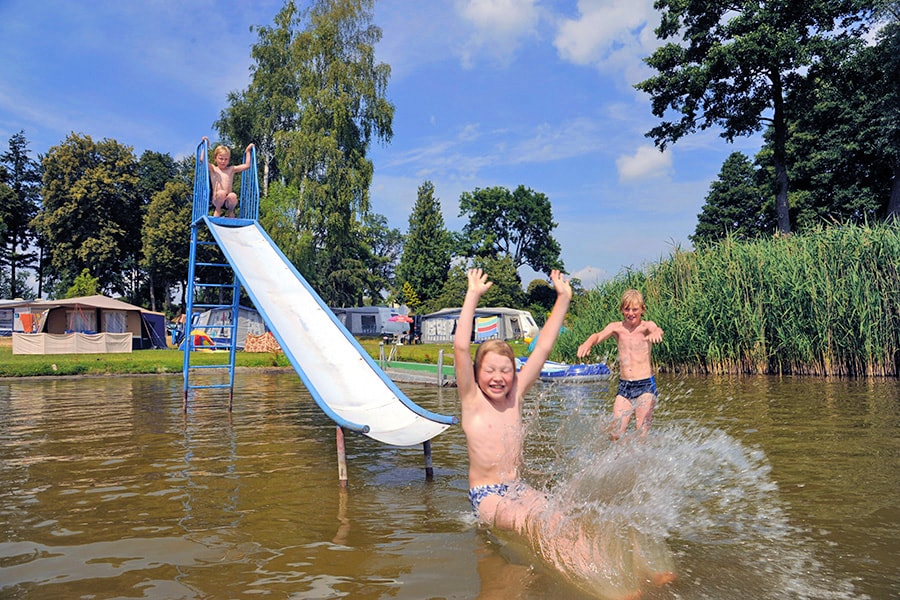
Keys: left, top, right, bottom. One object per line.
{"left": 617, "top": 376, "right": 657, "bottom": 400}
{"left": 468, "top": 483, "right": 509, "bottom": 516}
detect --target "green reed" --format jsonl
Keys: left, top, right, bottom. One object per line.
{"left": 562, "top": 223, "right": 900, "bottom": 377}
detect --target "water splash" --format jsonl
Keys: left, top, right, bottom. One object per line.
{"left": 506, "top": 384, "right": 864, "bottom": 599}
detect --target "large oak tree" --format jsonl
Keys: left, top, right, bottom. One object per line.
{"left": 636, "top": 0, "right": 869, "bottom": 234}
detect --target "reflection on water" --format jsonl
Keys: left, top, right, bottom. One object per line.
{"left": 0, "top": 372, "right": 897, "bottom": 599}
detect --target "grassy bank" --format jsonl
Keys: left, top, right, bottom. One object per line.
{"left": 0, "top": 336, "right": 463, "bottom": 378}
{"left": 0, "top": 338, "right": 290, "bottom": 377}
{"left": 560, "top": 223, "right": 900, "bottom": 377}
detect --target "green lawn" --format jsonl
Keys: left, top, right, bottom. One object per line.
{"left": 0, "top": 335, "right": 530, "bottom": 378}
{"left": 0, "top": 336, "right": 473, "bottom": 378}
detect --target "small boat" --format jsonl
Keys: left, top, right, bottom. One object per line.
{"left": 516, "top": 357, "right": 611, "bottom": 383}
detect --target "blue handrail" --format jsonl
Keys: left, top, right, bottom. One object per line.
{"left": 239, "top": 145, "right": 259, "bottom": 220}
{"left": 192, "top": 140, "right": 210, "bottom": 224}
{"left": 194, "top": 140, "right": 259, "bottom": 222}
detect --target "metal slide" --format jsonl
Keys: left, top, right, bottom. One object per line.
{"left": 203, "top": 217, "right": 456, "bottom": 446}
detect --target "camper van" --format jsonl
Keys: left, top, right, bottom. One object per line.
{"left": 330, "top": 306, "right": 410, "bottom": 338}
{"left": 419, "top": 307, "right": 537, "bottom": 344}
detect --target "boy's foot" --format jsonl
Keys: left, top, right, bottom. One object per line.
{"left": 651, "top": 571, "right": 677, "bottom": 587}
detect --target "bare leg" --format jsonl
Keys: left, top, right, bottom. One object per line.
{"left": 610, "top": 395, "right": 634, "bottom": 440}
{"left": 212, "top": 190, "right": 227, "bottom": 217}
{"left": 633, "top": 393, "right": 657, "bottom": 437}
{"left": 224, "top": 192, "right": 238, "bottom": 218}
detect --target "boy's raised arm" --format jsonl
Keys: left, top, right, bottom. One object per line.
{"left": 235, "top": 143, "right": 256, "bottom": 174}
{"left": 519, "top": 270, "right": 571, "bottom": 389}
{"left": 454, "top": 269, "right": 491, "bottom": 394}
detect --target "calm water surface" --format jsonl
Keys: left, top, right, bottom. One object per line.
{"left": 0, "top": 371, "right": 897, "bottom": 599}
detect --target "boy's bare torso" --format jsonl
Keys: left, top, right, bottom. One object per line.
{"left": 609, "top": 321, "right": 656, "bottom": 380}
{"left": 461, "top": 388, "right": 524, "bottom": 489}
{"left": 210, "top": 165, "right": 236, "bottom": 194}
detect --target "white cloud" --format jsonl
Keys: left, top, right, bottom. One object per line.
{"left": 454, "top": 0, "right": 541, "bottom": 67}
{"left": 553, "top": 0, "right": 660, "bottom": 83}
{"left": 571, "top": 265, "right": 607, "bottom": 288}
{"left": 615, "top": 145, "right": 672, "bottom": 182}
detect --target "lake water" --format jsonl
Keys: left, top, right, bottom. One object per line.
{"left": 0, "top": 371, "right": 897, "bottom": 599}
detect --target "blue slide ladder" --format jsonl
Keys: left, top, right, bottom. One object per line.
{"left": 182, "top": 139, "right": 454, "bottom": 480}
{"left": 182, "top": 140, "right": 260, "bottom": 410}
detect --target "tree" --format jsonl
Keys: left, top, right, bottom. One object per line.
{"left": 855, "top": 9, "right": 900, "bottom": 221}
{"left": 253, "top": 0, "right": 394, "bottom": 306}
{"left": 137, "top": 150, "right": 178, "bottom": 204}
{"left": 259, "top": 180, "right": 314, "bottom": 274}
{"left": 457, "top": 184, "right": 564, "bottom": 273}
{"left": 141, "top": 181, "right": 192, "bottom": 313}
{"left": 636, "top": 0, "right": 868, "bottom": 234}
{"left": 359, "top": 212, "right": 402, "bottom": 303}
{"left": 434, "top": 256, "right": 525, "bottom": 311}
{"left": 525, "top": 277, "right": 556, "bottom": 325}
{"left": 692, "top": 152, "right": 775, "bottom": 245}
{"left": 66, "top": 268, "right": 99, "bottom": 298}
{"left": 400, "top": 280, "right": 421, "bottom": 312}
{"left": 790, "top": 7, "right": 900, "bottom": 224}
{"left": 216, "top": 0, "right": 300, "bottom": 196}
{"left": 395, "top": 181, "right": 452, "bottom": 310}
{"left": 33, "top": 133, "right": 140, "bottom": 297}
{"left": 0, "top": 131, "right": 42, "bottom": 298}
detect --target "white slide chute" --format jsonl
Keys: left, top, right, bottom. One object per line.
{"left": 205, "top": 218, "right": 455, "bottom": 446}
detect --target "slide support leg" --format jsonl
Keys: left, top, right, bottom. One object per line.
{"left": 423, "top": 439, "right": 434, "bottom": 481}
{"left": 336, "top": 426, "right": 349, "bottom": 488}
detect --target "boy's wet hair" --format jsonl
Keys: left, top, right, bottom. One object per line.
{"left": 474, "top": 339, "right": 516, "bottom": 375}
{"left": 620, "top": 288, "right": 646, "bottom": 311}
{"left": 213, "top": 145, "right": 230, "bottom": 158}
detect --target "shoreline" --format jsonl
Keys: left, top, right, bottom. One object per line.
{"left": 0, "top": 362, "right": 456, "bottom": 386}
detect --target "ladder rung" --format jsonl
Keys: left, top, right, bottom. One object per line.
{"left": 196, "top": 262, "right": 230, "bottom": 267}
{"left": 188, "top": 383, "right": 234, "bottom": 390}
{"left": 194, "top": 283, "right": 235, "bottom": 288}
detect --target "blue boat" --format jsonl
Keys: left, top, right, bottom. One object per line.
{"left": 516, "top": 357, "right": 611, "bottom": 383}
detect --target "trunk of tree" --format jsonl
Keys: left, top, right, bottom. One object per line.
{"left": 37, "top": 245, "right": 43, "bottom": 298}
{"left": 149, "top": 274, "right": 157, "bottom": 312}
{"left": 9, "top": 243, "right": 17, "bottom": 298}
{"left": 771, "top": 69, "right": 792, "bottom": 234}
{"left": 887, "top": 160, "right": 900, "bottom": 222}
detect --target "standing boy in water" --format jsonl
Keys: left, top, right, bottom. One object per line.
{"left": 577, "top": 289, "right": 663, "bottom": 439}
{"left": 200, "top": 136, "right": 255, "bottom": 218}
{"left": 455, "top": 268, "right": 571, "bottom": 531}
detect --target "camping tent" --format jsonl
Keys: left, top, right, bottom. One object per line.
{"left": 420, "top": 307, "right": 538, "bottom": 344}
{"left": 6, "top": 295, "right": 167, "bottom": 354}
{"left": 189, "top": 306, "right": 267, "bottom": 349}
{"left": 330, "top": 306, "right": 410, "bottom": 337}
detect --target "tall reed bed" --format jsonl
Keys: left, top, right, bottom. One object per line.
{"left": 561, "top": 223, "right": 900, "bottom": 377}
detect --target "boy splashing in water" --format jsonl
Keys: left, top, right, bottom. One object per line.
{"left": 578, "top": 289, "right": 663, "bottom": 440}
{"left": 455, "top": 270, "right": 675, "bottom": 598}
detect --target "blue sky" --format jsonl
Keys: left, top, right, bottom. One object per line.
{"left": 0, "top": 0, "right": 762, "bottom": 289}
